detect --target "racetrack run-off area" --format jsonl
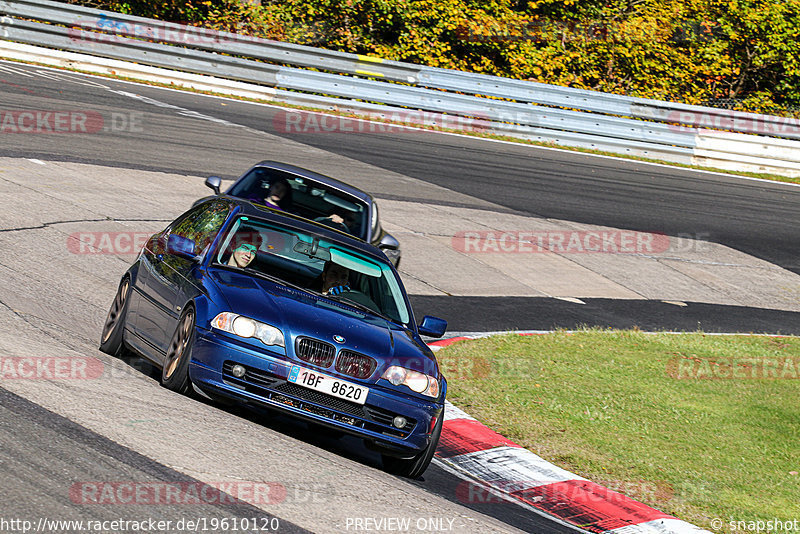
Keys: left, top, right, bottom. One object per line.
{"left": 0, "top": 60, "right": 798, "bottom": 533}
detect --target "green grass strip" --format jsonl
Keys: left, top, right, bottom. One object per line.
{"left": 436, "top": 330, "right": 800, "bottom": 529}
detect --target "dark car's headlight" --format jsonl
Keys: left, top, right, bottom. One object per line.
{"left": 381, "top": 366, "right": 440, "bottom": 398}
{"left": 211, "top": 312, "right": 284, "bottom": 347}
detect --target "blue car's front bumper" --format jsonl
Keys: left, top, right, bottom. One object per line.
{"left": 188, "top": 328, "right": 443, "bottom": 456}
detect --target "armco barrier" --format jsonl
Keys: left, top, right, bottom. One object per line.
{"left": 0, "top": 39, "right": 697, "bottom": 164}
{"left": 0, "top": 0, "right": 421, "bottom": 83}
{"left": 694, "top": 130, "right": 800, "bottom": 178}
{"left": 4, "top": 0, "right": 795, "bottom": 143}
{"left": 1, "top": 0, "right": 799, "bottom": 176}
{"left": 0, "top": 16, "right": 699, "bottom": 159}
{"left": 0, "top": 40, "right": 278, "bottom": 101}
{"left": 416, "top": 67, "right": 800, "bottom": 143}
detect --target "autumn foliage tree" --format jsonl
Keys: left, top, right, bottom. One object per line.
{"left": 66, "top": 0, "right": 800, "bottom": 113}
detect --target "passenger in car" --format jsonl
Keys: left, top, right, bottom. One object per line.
{"left": 227, "top": 243, "right": 257, "bottom": 269}
{"left": 261, "top": 178, "right": 292, "bottom": 211}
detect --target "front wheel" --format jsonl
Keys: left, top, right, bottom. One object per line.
{"left": 382, "top": 409, "right": 443, "bottom": 479}
{"left": 161, "top": 306, "right": 195, "bottom": 395}
{"left": 99, "top": 277, "right": 131, "bottom": 356}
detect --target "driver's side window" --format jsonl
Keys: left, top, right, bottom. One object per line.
{"left": 170, "top": 201, "right": 231, "bottom": 257}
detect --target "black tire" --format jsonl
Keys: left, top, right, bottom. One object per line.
{"left": 161, "top": 306, "right": 195, "bottom": 395}
{"left": 99, "top": 277, "right": 131, "bottom": 356}
{"left": 382, "top": 408, "right": 444, "bottom": 479}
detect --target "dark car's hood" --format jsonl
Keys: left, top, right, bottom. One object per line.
{"left": 208, "top": 269, "right": 437, "bottom": 380}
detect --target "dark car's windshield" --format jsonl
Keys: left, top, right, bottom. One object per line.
{"left": 215, "top": 216, "right": 409, "bottom": 325}
{"left": 228, "top": 168, "right": 369, "bottom": 241}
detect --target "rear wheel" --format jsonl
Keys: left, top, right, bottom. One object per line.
{"left": 382, "top": 409, "right": 443, "bottom": 479}
{"left": 161, "top": 307, "right": 195, "bottom": 395}
{"left": 99, "top": 277, "right": 131, "bottom": 356}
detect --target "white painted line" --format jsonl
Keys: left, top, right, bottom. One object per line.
{"left": 431, "top": 458, "right": 588, "bottom": 533}
{"left": 0, "top": 63, "right": 34, "bottom": 76}
{"left": 555, "top": 296, "right": 586, "bottom": 304}
{"left": 444, "top": 446, "right": 585, "bottom": 487}
{"left": 27, "top": 159, "right": 45, "bottom": 165}
{"left": 443, "top": 400, "right": 476, "bottom": 422}
{"left": 3, "top": 49, "right": 799, "bottom": 190}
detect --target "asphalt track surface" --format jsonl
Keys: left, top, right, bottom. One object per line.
{"left": 0, "top": 60, "right": 798, "bottom": 532}
{"left": 1, "top": 61, "right": 799, "bottom": 334}
{"left": 0, "top": 62, "right": 591, "bottom": 533}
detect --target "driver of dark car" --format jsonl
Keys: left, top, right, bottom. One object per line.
{"left": 315, "top": 208, "right": 357, "bottom": 235}
{"left": 313, "top": 261, "right": 350, "bottom": 295}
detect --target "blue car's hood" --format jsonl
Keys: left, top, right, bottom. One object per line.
{"left": 208, "top": 269, "right": 437, "bottom": 381}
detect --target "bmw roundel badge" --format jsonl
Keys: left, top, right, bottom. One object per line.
{"left": 333, "top": 335, "right": 346, "bottom": 344}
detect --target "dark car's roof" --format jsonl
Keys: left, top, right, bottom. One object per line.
{"left": 249, "top": 161, "right": 376, "bottom": 205}
{"left": 216, "top": 196, "right": 388, "bottom": 263}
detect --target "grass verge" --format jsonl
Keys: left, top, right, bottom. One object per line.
{"left": 436, "top": 330, "right": 800, "bottom": 530}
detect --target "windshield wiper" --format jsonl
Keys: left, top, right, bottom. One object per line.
{"left": 237, "top": 267, "right": 308, "bottom": 293}
{"left": 332, "top": 295, "right": 393, "bottom": 322}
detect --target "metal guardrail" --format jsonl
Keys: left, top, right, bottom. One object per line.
{"left": 2, "top": 0, "right": 799, "bottom": 177}
{"left": 275, "top": 69, "right": 696, "bottom": 147}
{"left": 2, "top": 0, "right": 797, "bottom": 147}
{"left": 0, "top": 18, "right": 281, "bottom": 84}
{"left": 0, "top": 1, "right": 698, "bottom": 157}
{"left": 4, "top": 0, "right": 793, "bottom": 143}
{"left": 0, "top": 0, "right": 421, "bottom": 83}
{"left": 415, "top": 67, "right": 800, "bottom": 142}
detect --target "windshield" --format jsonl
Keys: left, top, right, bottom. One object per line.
{"left": 214, "top": 216, "right": 410, "bottom": 325}
{"left": 228, "top": 168, "right": 369, "bottom": 241}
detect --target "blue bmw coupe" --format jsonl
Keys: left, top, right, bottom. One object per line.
{"left": 100, "top": 197, "right": 447, "bottom": 478}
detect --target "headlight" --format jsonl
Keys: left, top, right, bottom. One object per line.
{"left": 212, "top": 312, "right": 284, "bottom": 347}
{"left": 233, "top": 316, "right": 256, "bottom": 338}
{"left": 381, "top": 365, "right": 440, "bottom": 398}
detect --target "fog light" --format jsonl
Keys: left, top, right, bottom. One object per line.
{"left": 393, "top": 416, "right": 407, "bottom": 429}
{"left": 231, "top": 364, "right": 246, "bottom": 378}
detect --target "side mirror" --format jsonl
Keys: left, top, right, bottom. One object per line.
{"left": 418, "top": 315, "right": 447, "bottom": 338}
{"left": 378, "top": 233, "right": 400, "bottom": 250}
{"left": 166, "top": 234, "right": 199, "bottom": 262}
{"left": 205, "top": 175, "right": 222, "bottom": 195}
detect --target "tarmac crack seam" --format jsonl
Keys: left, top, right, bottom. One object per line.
{"left": 0, "top": 296, "right": 94, "bottom": 354}
{"left": 0, "top": 171, "right": 174, "bottom": 224}
{"left": 653, "top": 256, "right": 751, "bottom": 307}
{"left": 399, "top": 269, "right": 453, "bottom": 296}
{"left": 0, "top": 217, "right": 173, "bottom": 233}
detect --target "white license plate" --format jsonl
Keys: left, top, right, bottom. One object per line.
{"left": 287, "top": 365, "right": 369, "bottom": 405}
